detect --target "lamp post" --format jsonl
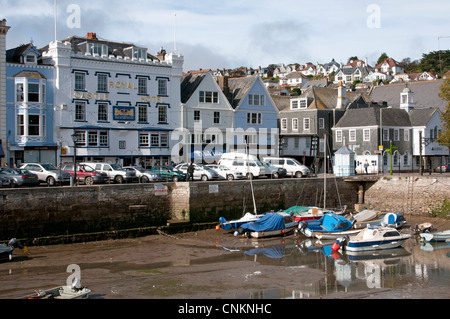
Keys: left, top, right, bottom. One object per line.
{"left": 71, "top": 133, "right": 78, "bottom": 186}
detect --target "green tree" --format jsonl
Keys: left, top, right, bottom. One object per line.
{"left": 377, "top": 52, "right": 389, "bottom": 65}
{"left": 399, "top": 57, "right": 420, "bottom": 73}
{"left": 419, "top": 50, "right": 450, "bottom": 76}
{"left": 347, "top": 56, "right": 358, "bottom": 63}
{"left": 437, "top": 78, "right": 450, "bottom": 147}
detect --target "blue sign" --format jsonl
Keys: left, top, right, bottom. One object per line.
{"left": 113, "top": 106, "right": 135, "bottom": 121}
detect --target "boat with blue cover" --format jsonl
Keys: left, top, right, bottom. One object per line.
{"left": 235, "top": 212, "right": 298, "bottom": 238}
{"left": 298, "top": 213, "right": 354, "bottom": 238}
{"left": 218, "top": 213, "right": 266, "bottom": 231}
{"left": 367, "top": 213, "right": 407, "bottom": 229}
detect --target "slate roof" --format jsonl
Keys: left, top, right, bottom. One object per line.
{"left": 370, "top": 80, "right": 446, "bottom": 112}
{"left": 180, "top": 70, "right": 210, "bottom": 104}
{"left": 334, "top": 107, "right": 413, "bottom": 128}
{"left": 409, "top": 108, "right": 440, "bottom": 126}
{"left": 6, "top": 43, "right": 42, "bottom": 63}
{"left": 228, "top": 75, "right": 259, "bottom": 109}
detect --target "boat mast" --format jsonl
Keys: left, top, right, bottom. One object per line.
{"left": 324, "top": 133, "right": 326, "bottom": 210}
{"left": 246, "top": 137, "right": 257, "bottom": 215}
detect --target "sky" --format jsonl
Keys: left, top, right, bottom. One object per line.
{"left": 2, "top": 0, "right": 450, "bottom": 72}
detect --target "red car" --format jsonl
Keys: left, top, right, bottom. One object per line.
{"left": 58, "top": 163, "right": 109, "bottom": 185}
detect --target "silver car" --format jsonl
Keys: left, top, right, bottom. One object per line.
{"left": 123, "top": 166, "right": 161, "bottom": 183}
{"left": 19, "top": 163, "right": 71, "bottom": 186}
{"left": 0, "top": 167, "right": 40, "bottom": 187}
{"left": 205, "top": 164, "right": 244, "bottom": 181}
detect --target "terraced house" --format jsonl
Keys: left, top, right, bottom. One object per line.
{"left": 41, "top": 33, "right": 183, "bottom": 167}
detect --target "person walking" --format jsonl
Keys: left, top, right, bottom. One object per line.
{"left": 187, "top": 162, "right": 195, "bottom": 181}
{"left": 364, "top": 160, "right": 369, "bottom": 174}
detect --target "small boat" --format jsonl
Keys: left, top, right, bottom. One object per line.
{"left": 298, "top": 213, "right": 354, "bottom": 238}
{"left": 352, "top": 210, "right": 378, "bottom": 222}
{"left": 339, "top": 226, "right": 411, "bottom": 252}
{"left": 314, "top": 228, "right": 362, "bottom": 240}
{"left": 0, "top": 238, "right": 27, "bottom": 262}
{"left": 367, "top": 213, "right": 407, "bottom": 229}
{"left": 23, "top": 279, "right": 90, "bottom": 299}
{"left": 218, "top": 212, "right": 265, "bottom": 231}
{"left": 235, "top": 212, "right": 298, "bottom": 238}
{"left": 284, "top": 206, "right": 324, "bottom": 222}
{"left": 419, "top": 230, "right": 450, "bottom": 242}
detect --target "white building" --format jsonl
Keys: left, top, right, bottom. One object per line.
{"left": 41, "top": 33, "right": 183, "bottom": 167}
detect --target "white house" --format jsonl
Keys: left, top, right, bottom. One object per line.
{"left": 41, "top": 32, "right": 184, "bottom": 167}
{"left": 179, "top": 70, "right": 234, "bottom": 163}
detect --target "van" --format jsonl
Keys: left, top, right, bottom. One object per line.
{"left": 262, "top": 157, "right": 310, "bottom": 178}
{"left": 218, "top": 152, "right": 269, "bottom": 178}
{"left": 81, "top": 162, "right": 136, "bottom": 183}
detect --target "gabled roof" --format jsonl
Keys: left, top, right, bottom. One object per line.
{"left": 227, "top": 75, "right": 259, "bottom": 109}
{"left": 180, "top": 70, "right": 210, "bottom": 104}
{"left": 375, "top": 57, "right": 401, "bottom": 69}
{"left": 409, "top": 108, "right": 440, "bottom": 126}
{"left": 6, "top": 43, "right": 41, "bottom": 63}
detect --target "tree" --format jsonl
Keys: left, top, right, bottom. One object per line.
{"left": 399, "top": 57, "right": 420, "bottom": 73}
{"left": 347, "top": 56, "right": 358, "bottom": 63}
{"left": 377, "top": 52, "right": 389, "bottom": 65}
{"left": 437, "top": 78, "right": 450, "bottom": 147}
{"left": 419, "top": 50, "right": 450, "bottom": 76}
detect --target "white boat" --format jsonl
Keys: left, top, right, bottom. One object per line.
{"left": 22, "top": 279, "right": 90, "bottom": 299}
{"left": 419, "top": 230, "right": 450, "bottom": 242}
{"left": 314, "top": 228, "right": 362, "bottom": 240}
{"left": 342, "top": 226, "right": 411, "bottom": 252}
{"left": 352, "top": 210, "right": 378, "bottom": 222}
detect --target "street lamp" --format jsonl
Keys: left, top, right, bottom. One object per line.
{"left": 71, "top": 133, "right": 79, "bottom": 186}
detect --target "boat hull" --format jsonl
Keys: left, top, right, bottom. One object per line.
{"left": 314, "top": 229, "right": 362, "bottom": 240}
{"left": 419, "top": 230, "right": 450, "bottom": 242}
{"left": 246, "top": 224, "right": 297, "bottom": 238}
{"left": 346, "top": 235, "right": 411, "bottom": 252}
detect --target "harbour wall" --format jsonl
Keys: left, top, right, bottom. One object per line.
{"left": 0, "top": 175, "right": 448, "bottom": 242}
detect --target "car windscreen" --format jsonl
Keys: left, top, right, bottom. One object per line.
{"left": 41, "top": 163, "right": 58, "bottom": 170}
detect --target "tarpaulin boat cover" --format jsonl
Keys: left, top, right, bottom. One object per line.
{"left": 284, "top": 206, "right": 312, "bottom": 214}
{"left": 240, "top": 213, "right": 285, "bottom": 232}
{"left": 305, "top": 213, "right": 352, "bottom": 231}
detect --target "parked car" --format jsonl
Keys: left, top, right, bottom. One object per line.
{"left": 175, "top": 163, "right": 219, "bottom": 181}
{"left": 149, "top": 165, "right": 186, "bottom": 182}
{"left": 123, "top": 166, "right": 161, "bottom": 183}
{"left": 218, "top": 152, "right": 270, "bottom": 178}
{"left": 58, "top": 163, "right": 108, "bottom": 185}
{"left": 19, "top": 163, "right": 71, "bottom": 186}
{"left": 0, "top": 167, "right": 40, "bottom": 187}
{"left": 0, "top": 175, "right": 12, "bottom": 187}
{"left": 263, "top": 162, "right": 287, "bottom": 178}
{"left": 262, "top": 157, "right": 310, "bottom": 178}
{"left": 205, "top": 164, "right": 244, "bottom": 181}
{"left": 81, "top": 162, "right": 136, "bottom": 184}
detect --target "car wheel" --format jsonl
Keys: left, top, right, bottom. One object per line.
{"left": 172, "top": 176, "right": 179, "bottom": 182}
{"left": 141, "top": 176, "right": 149, "bottom": 183}
{"left": 85, "top": 176, "right": 94, "bottom": 186}
{"left": 201, "top": 175, "right": 208, "bottom": 181}
{"left": 295, "top": 171, "right": 303, "bottom": 178}
{"left": 114, "top": 175, "right": 124, "bottom": 184}
{"left": 246, "top": 173, "right": 254, "bottom": 179}
{"left": 47, "top": 176, "right": 56, "bottom": 186}
{"left": 226, "top": 174, "right": 234, "bottom": 181}
{"left": 272, "top": 172, "right": 279, "bottom": 179}
{"left": 10, "top": 180, "right": 18, "bottom": 188}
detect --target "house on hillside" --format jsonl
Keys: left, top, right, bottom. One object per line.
{"left": 179, "top": 70, "right": 235, "bottom": 163}
{"left": 283, "top": 71, "right": 309, "bottom": 87}
{"left": 227, "top": 75, "right": 280, "bottom": 157}
{"left": 334, "top": 66, "right": 370, "bottom": 84}
{"left": 317, "top": 59, "right": 342, "bottom": 77}
{"left": 373, "top": 57, "right": 404, "bottom": 81}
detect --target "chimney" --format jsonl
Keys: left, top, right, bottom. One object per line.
{"left": 157, "top": 47, "right": 166, "bottom": 61}
{"left": 336, "top": 81, "right": 347, "bottom": 109}
{"left": 86, "top": 32, "right": 97, "bottom": 40}
{"left": 217, "top": 76, "right": 230, "bottom": 99}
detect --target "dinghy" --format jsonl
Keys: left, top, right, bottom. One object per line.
{"left": 0, "top": 238, "right": 27, "bottom": 262}
{"left": 235, "top": 212, "right": 298, "bottom": 238}
{"left": 298, "top": 213, "right": 354, "bottom": 238}
{"left": 367, "top": 213, "right": 407, "bottom": 229}
{"left": 218, "top": 212, "right": 265, "bottom": 231}
{"left": 419, "top": 230, "right": 450, "bottom": 242}
{"left": 284, "top": 206, "right": 324, "bottom": 222}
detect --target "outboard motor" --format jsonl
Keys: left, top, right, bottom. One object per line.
{"left": 8, "top": 238, "right": 24, "bottom": 250}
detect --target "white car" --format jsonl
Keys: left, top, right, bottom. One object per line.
{"left": 123, "top": 166, "right": 161, "bottom": 183}
{"left": 81, "top": 162, "right": 136, "bottom": 184}
{"left": 206, "top": 164, "right": 244, "bottom": 181}
{"left": 19, "top": 163, "right": 72, "bottom": 186}
{"left": 174, "top": 163, "right": 219, "bottom": 181}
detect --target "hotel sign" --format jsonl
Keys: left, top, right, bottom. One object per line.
{"left": 113, "top": 106, "right": 135, "bottom": 121}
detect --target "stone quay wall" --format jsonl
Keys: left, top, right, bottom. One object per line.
{"left": 364, "top": 175, "right": 450, "bottom": 216}
{"left": 0, "top": 175, "right": 448, "bottom": 241}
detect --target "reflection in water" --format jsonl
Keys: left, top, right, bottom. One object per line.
{"left": 223, "top": 235, "right": 450, "bottom": 299}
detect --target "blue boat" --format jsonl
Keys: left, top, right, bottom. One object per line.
{"left": 236, "top": 212, "right": 298, "bottom": 238}
{"left": 298, "top": 213, "right": 354, "bottom": 238}
{"left": 218, "top": 212, "right": 265, "bottom": 231}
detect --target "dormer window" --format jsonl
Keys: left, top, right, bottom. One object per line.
{"left": 87, "top": 43, "right": 108, "bottom": 56}
{"left": 133, "top": 48, "right": 147, "bottom": 60}
{"left": 25, "top": 54, "right": 37, "bottom": 64}
{"left": 291, "top": 98, "right": 307, "bottom": 109}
